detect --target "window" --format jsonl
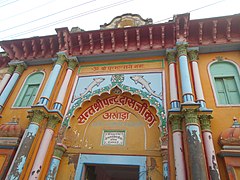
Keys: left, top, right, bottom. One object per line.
{"left": 14, "top": 72, "right": 44, "bottom": 107}
{"left": 210, "top": 61, "right": 240, "bottom": 105}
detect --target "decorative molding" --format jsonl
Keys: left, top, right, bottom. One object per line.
{"left": 53, "top": 143, "right": 67, "bottom": 158}
{"left": 188, "top": 48, "right": 199, "bottom": 61}
{"left": 28, "top": 109, "right": 47, "bottom": 125}
{"left": 176, "top": 41, "right": 188, "bottom": 57}
{"left": 7, "top": 65, "right": 16, "bottom": 75}
{"left": 100, "top": 13, "right": 152, "bottom": 29}
{"left": 182, "top": 108, "right": 199, "bottom": 125}
{"left": 199, "top": 114, "right": 213, "bottom": 131}
{"left": 56, "top": 52, "right": 68, "bottom": 65}
{"left": 169, "top": 114, "right": 182, "bottom": 132}
{"left": 166, "top": 49, "right": 176, "bottom": 64}
{"left": 47, "top": 115, "right": 61, "bottom": 129}
{"left": 14, "top": 63, "right": 27, "bottom": 75}
{"left": 67, "top": 57, "right": 78, "bottom": 70}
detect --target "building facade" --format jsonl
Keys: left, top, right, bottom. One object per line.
{"left": 0, "top": 13, "right": 239, "bottom": 180}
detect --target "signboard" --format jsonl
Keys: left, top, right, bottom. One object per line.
{"left": 102, "top": 130, "right": 125, "bottom": 146}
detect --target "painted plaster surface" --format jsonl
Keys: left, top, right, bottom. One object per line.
{"left": 46, "top": 158, "right": 60, "bottom": 180}
{"left": 40, "top": 64, "right": 61, "bottom": 100}
{"left": 29, "top": 128, "right": 54, "bottom": 180}
{"left": 8, "top": 123, "right": 39, "bottom": 180}
{"left": 192, "top": 61, "right": 204, "bottom": 101}
{"left": 0, "top": 73, "right": 11, "bottom": 94}
{"left": 169, "top": 63, "right": 178, "bottom": 101}
{"left": 56, "top": 69, "right": 72, "bottom": 103}
{"left": 186, "top": 125, "right": 208, "bottom": 179}
{"left": 203, "top": 132, "right": 220, "bottom": 180}
{"left": 173, "top": 132, "right": 186, "bottom": 180}
{"left": 179, "top": 56, "right": 192, "bottom": 95}
{"left": 0, "top": 73, "right": 19, "bottom": 107}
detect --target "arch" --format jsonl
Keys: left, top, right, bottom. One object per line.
{"left": 208, "top": 59, "right": 240, "bottom": 106}
{"left": 63, "top": 88, "right": 162, "bottom": 153}
{"left": 13, "top": 71, "right": 44, "bottom": 107}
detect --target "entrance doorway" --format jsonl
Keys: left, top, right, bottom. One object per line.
{"left": 75, "top": 154, "right": 146, "bottom": 180}
{"left": 84, "top": 164, "right": 139, "bottom": 180}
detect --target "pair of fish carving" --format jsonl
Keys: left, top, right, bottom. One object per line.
{"left": 130, "top": 75, "right": 162, "bottom": 100}
{"left": 74, "top": 75, "right": 162, "bottom": 101}
{"left": 73, "top": 78, "right": 105, "bottom": 101}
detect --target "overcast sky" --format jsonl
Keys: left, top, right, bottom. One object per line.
{"left": 0, "top": 0, "right": 239, "bottom": 42}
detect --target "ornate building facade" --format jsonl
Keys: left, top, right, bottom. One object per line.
{"left": 0, "top": 13, "right": 239, "bottom": 180}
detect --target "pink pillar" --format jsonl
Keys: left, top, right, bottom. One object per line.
{"left": 29, "top": 115, "right": 60, "bottom": 180}
{"left": 167, "top": 50, "right": 180, "bottom": 109}
{"left": 188, "top": 48, "right": 206, "bottom": 108}
{"left": 53, "top": 57, "right": 78, "bottom": 110}
{"left": 170, "top": 114, "right": 187, "bottom": 180}
{"left": 0, "top": 65, "right": 15, "bottom": 94}
{"left": 200, "top": 115, "right": 221, "bottom": 180}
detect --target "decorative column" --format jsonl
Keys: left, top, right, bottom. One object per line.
{"left": 0, "top": 65, "right": 15, "bottom": 94}
{"left": 38, "top": 52, "right": 67, "bottom": 106}
{"left": 166, "top": 49, "right": 180, "bottom": 109}
{"left": 161, "top": 149, "right": 169, "bottom": 180}
{"left": 0, "top": 62, "right": 26, "bottom": 111}
{"left": 7, "top": 109, "right": 46, "bottom": 180}
{"left": 29, "top": 115, "right": 60, "bottom": 180}
{"left": 200, "top": 114, "right": 221, "bottom": 180}
{"left": 176, "top": 41, "right": 194, "bottom": 103}
{"left": 183, "top": 107, "right": 208, "bottom": 179}
{"left": 53, "top": 57, "right": 78, "bottom": 110}
{"left": 169, "top": 114, "right": 186, "bottom": 180}
{"left": 188, "top": 48, "right": 206, "bottom": 108}
{"left": 46, "top": 143, "right": 67, "bottom": 180}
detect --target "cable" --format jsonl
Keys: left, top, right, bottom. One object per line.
{"left": 0, "top": 0, "right": 96, "bottom": 33}
{"left": 154, "top": 0, "right": 226, "bottom": 24}
{"left": 0, "top": 0, "right": 57, "bottom": 22}
{"left": 0, "top": 0, "right": 19, "bottom": 8}
{"left": 1, "top": 0, "right": 133, "bottom": 40}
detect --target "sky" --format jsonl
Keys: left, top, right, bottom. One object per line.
{"left": 0, "top": 0, "right": 239, "bottom": 42}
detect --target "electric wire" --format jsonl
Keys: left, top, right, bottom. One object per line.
{"left": 1, "top": 0, "right": 133, "bottom": 40}
{"left": 154, "top": 0, "right": 226, "bottom": 23}
{"left": 0, "top": 0, "right": 96, "bottom": 33}
{"left": 0, "top": 0, "right": 19, "bottom": 7}
{"left": 0, "top": 0, "right": 228, "bottom": 41}
{"left": 0, "top": 0, "right": 57, "bottom": 22}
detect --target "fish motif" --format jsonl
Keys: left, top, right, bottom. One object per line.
{"left": 74, "top": 78, "right": 105, "bottom": 101}
{"left": 130, "top": 75, "right": 162, "bottom": 100}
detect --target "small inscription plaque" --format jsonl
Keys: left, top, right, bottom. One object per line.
{"left": 102, "top": 131, "right": 125, "bottom": 146}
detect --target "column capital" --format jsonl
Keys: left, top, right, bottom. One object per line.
{"left": 161, "top": 149, "right": 168, "bottom": 162}
{"left": 53, "top": 143, "right": 67, "bottom": 159}
{"left": 14, "top": 63, "right": 27, "bottom": 75}
{"left": 182, "top": 108, "right": 199, "bottom": 125}
{"left": 166, "top": 49, "right": 176, "bottom": 64}
{"left": 47, "top": 115, "right": 61, "bottom": 129}
{"left": 176, "top": 41, "right": 188, "bottom": 57}
{"left": 169, "top": 114, "right": 183, "bottom": 132}
{"left": 199, "top": 114, "right": 213, "bottom": 131}
{"left": 188, "top": 47, "right": 199, "bottom": 62}
{"left": 67, "top": 57, "right": 78, "bottom": 70}
{"left": 7, "top": 65, "right": 16, "bottom": 75}
{"left": 56, "top": 51, "right": 68, "bottom": 65}
{"left": 27, "top": 109, "right": 46, "bottom": 125}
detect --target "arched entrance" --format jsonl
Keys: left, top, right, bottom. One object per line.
{"left": 57, "top": 73, "right": 167, "bottom": 179}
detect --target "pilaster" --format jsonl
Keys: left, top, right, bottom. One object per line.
{"left": 182, "top": 104, "right": 208, "bottom": 180}
{"left": 46, "top": 143, "right": 67, "bottom": 180}
{"left": 7, "top": 109, "right": 46, "bottom": 180}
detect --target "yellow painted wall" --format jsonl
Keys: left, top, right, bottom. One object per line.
{"left": 0, "top": 50, "right": 238, "bottom": 179}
